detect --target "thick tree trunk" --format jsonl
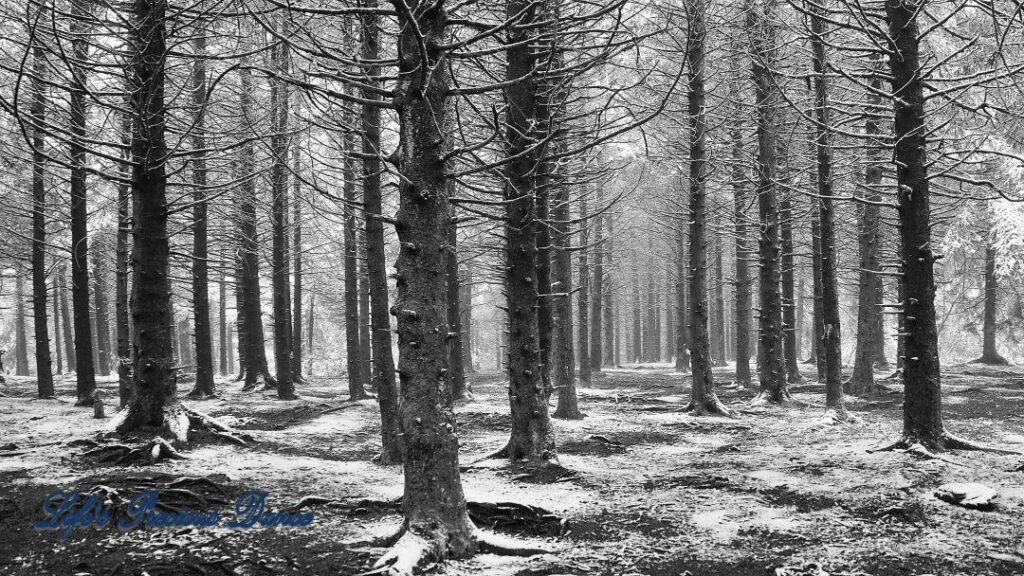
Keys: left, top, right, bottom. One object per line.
{"left": 188, "top": 31, "right": 215, "bottom": 398}
{"left": 577, "top": 195, "right": 592, "bottom": 385}
{"left": 686, "top": 0, "right": 729, "bottom": 415}
{"left": 748, "top": 0, "right": 789, "bottom": 403}
{"left": 116, "top": 0, "right": 189, "bottom": 443}
{"left": 69, "top": 0, "right": 96, "bottom": 405}
{"left": 388, "top": 0, "right": 476, "bottom": 562}
{"left": 502, "top": 0, "right": 556, "bottom": 462}
{"left": 30, "top": 34, "right": 53, "bottom": 395}
{"left": 343, "top": 119, "right": 367, "bottom": 401}
{"left": 361, "top": 2, "right": 400, "bottom": 462}
{"left": 885, "top": 0, "right": 945, "bottom": 449}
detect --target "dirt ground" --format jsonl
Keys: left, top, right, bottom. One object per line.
{"left": 2, "top": 363, "right": 1024, "bottom": 576}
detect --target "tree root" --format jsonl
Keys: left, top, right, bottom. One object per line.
{"left": 183, "top": 406, "right": 254, "bottom": 446}
{"left": 865, "top": 430, "right": 1021, "bottom": 463}
{"left": 969, "top": 354, "right": 1010, "bottom": 366}
{"left": 942, "top": 431, "right": 1022, "bottom": 455}
{"left": 363, "top": 526, "right": 553, "bottom": 576}
{"left": 683, "top": 395, "right": 735, "bottom": 417}
{"left": 748, "top": 390, "right": 803, "bottom": 408}
{"left": 867, "top": 437, "right": 964, "bottom": 466}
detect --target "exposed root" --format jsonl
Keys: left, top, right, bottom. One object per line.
{"left": 942, "top": 431, "right": 1022, "bottom": 455}
{"left": 183, "top": 406, "right": 254, "bottom": 446}
{"left": 810, "top": 407, "right": 863, "bottom": 427}
{"left": 468, "top": 443, "right": 511, "bottom": 465}
{"left": 369, "top": 531, "right": 435, "bottom": 576}
{"left": 969, "top": 354, "right": 1010, "bottom": 366}
{"left": 473, "top": 529, "right": 553, "bottom": 556}
{"left": 682, "top": 395, "right": 735, "bottom": 417}
{"left": 866, "top": 436, "right": 965, "bottom": 466}
{"left": 748, "top": 390, "right": 803, "bottom": 408}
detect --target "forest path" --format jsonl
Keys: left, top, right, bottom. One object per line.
{"left": 1, "top": 364, "right": 1023, "bottom": 575}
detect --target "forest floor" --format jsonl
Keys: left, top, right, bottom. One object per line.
{"left": 2, "top": 362, "right": 1024, "bottom": 576}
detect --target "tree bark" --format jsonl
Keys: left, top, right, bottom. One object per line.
{"left": 218, "top": 276, "right": 227, "bottom": 376}
{"left": 69, "top": 0, "right": 96, "bottom": 405}
{"left": 116, "top": 0, "right": 189, "bottom": 443}
{"left": 733, "top": 120, "right": 752, "bottom": 387}
{"left": 712, "top": 219, "right": 727, "bottom": 366}
{"left": 675, "top": 221, "right": 690, "bottom": 370}
{"left": 361, "top": 0, "right": 401, "bottom": 462}
{"left": 810, "top": 0, "right": 850, "bottom": 420}
{"left": 358, "top": 231, "right": 373, "bottom": 389}
{"left": 590, "top": 194, "right": 604, "bottom": 372}
{"left": 748, "top": 0, "right": 789, "bottom": 403}
{"left": 502, "top": 0, "right": 556, "bottom": 462}
{"left": 15, "top": 275, "right": 30, "bottom": 377}
{"left": 30, "top": 30, "right": 54, "bottom": 396}
{"left": 343, "top": 111, "right": 367, "bottom": 401}
{"left": 603, "top": 217, "right": 615, "bottom": 367}
{"left": 447, "top": 217, "right": 468, "bottom": 400}
{"left": 187, "top": 30, "right": 215, "bottom": 398}
{"left": 116, "top": 108, "right": 132, "bottom": 405}
{"left": 389, "top": 0, "right": 476, "bottom": 559}
{"left": 92, "top": 237, "right": 112, "bottom": 376}
{"left": 552, "top": 174, "right": 579, "bottom": 419}
{"left": 54, "top": 275, "right": 64, "bottom": 375}
{"left": 270, "top": 32, "right": 296, "bottom": 400}
{"left": 886, "top": 0, "right": 945, "bottom": 449}
{"left": 781, "top": 192, "right": 801, "bottom": 382}
{"left": 292, "top": 147, "right": 304, "bottom": 382}
{"left": 577, "top": 195, "right": 592, "bottom": 385}
{"left": 686, "top": 0, "right": 729, "bottom": 415}
{"left": 59, "top": 266, "right": 75, "bottom": 373}
{"left": 848, "top": 56, "right": 885, "bottom": 394}
{"left": 974, "top": 240, "right": 1007, "bottom": 364}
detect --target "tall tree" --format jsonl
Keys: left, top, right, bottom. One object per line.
{"left": 116, "top": 107, "right": 132, "bottom": 406}
{"left": 732, "top": 115, "right": 752, "bottom": 388}
{"left": 447, "top": 217, "right": 468, "bottom": 400}
{"left": 69, "top": 0, "right": 96, "bottom": 405}
{"left": 92, "top": 236, "right": 112, "bottom": 376}
{"left": 29, "top": 23, "right": 54, "bottom": 397}
{"left": 552, "top": 172, "right": 579, "bottom": 419}
{"left": 684, "top": 0, "right": 730, "bottom": 416}
{"left": 360, "top": 0, "right": 400, "bottom": 462}
{"left": 973, "top": 232, "right": 1007, "bottom": 365}
{"left": 115, "top": 0, "right": 186, "bottom": 441}
{"left": 15, "top": 275, "right": 30, "bottom": 377}
{"left": 747, "top": 0, "right": 789, "bottom": 404}
{"left": 590, "top": 191, "right": 604, "bottom": 372}
{"left": 343, "top": 110, "right": 367, "bottom": 401}
{"left": 577, "top": 194, "right": 592, "bottom": 384}
{"left": 292, "top": 147, "right": 304, "bottom": 382}
{"left": 188, "top": 28, "right": 215, "bottom": 398}
{"left": 58, "top": 266, "right": 75, "bottom": 373}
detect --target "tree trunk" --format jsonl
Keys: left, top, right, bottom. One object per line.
{"left": 577, "top": 195, "right": 592, "bottom": 385}
{"left": 116, "top": 0, "right": 189, "bottom": 443}
{"left": 460, "top": 264, "right": 475, "bottom": 374}
{"left": 781, "top": 193, "right": 801, "bottom": 382}
{"left": 92, "top": 237, "right": 112, "bottom": 376}
{"left": 188, "top": 30, "right": 215, "bottom": 398}
{"left": 632, "top": 264, "right": 642, "bottom": 364}
{"left": 733, "top": 120, "right": 752, "bottom": 387}
{"left": 603, "top": 217, "right": 615, "bottom": 367}
{"left": 886, "top": 0, "right": 945, "bottom": 449}
{"left": 590, "top": 196, "right": 604, "bottom": 372}
{"left": 116, "top": 109, "right": 132, "bottom": 405}
{"left": 848, "top": 56, "right": 885, "bottom": 394}
{"left": 358, "top": 231, "right": 373, "bottom": 389}
{"left": 974, "top": 242, "right": 1006, "bottom": 364}
{"left": 447, "top": 217, "right": 468, "bottom": 401}
{"left": 552, "top": 175, "right": 579, "bottom": 419}
{"left": 390, "top": 0, "right": 476, "bottom": 559}
{"left": 361, "top": 1, "right": 401, "bottom": 462}
{"left": 748, "top": 0, "right": 789, "bottom": 403}
{"left": 675, "top": 222, "right": 690, "bottom": 370}
{"left": 237, "top": 58, "right": 275, "bottom": 391}
{"left": 270, "top": 32, "right": 296, "bottom": 400}
{"left": 343, "top": 114, "right": 367, "bottom": 400}
{"left": 292, "top": 147, "right": 304, "bottom": 382}
{"left": 712, "top": 221, "right": 727, "bottom": 367}
{"left": 810, "top": 207, "right": 825, "bottom": 377}
{"left": 59, "top": 267, "right": 75, "bottom": 373}
{"left": 70, "top": 0, "right": 96, "bottom": 405}
{"left": 686, "top": 0, "right": 729, "bottom": 415}
{"left": 15, "top": 275, "right": 30, "bottom": 377}
{"left": 30, "top": 32, "right": 54, "bottom": 396}
{"left": 218, "top": 276, "right": 227, "bottom": 376}
{"left": 54, "top": 275, "right": 64, "bottom": 376}
{"left": 810, "top": 1, "right": 850, "bottom": 420}
{"left": 502, "top": 0, "right": 556, "bottom": 462}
